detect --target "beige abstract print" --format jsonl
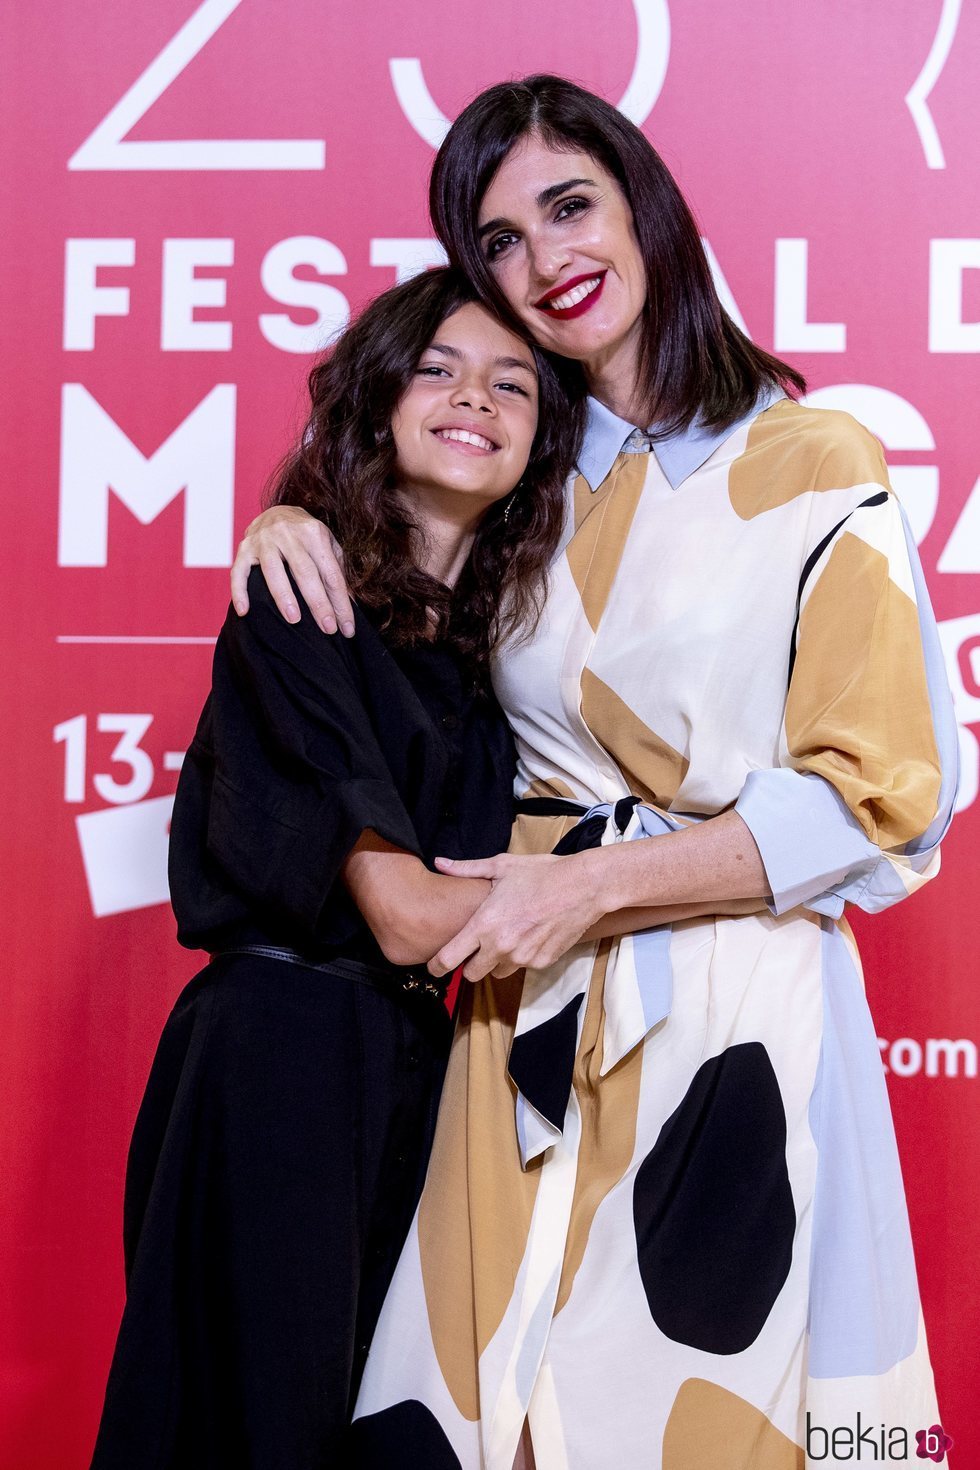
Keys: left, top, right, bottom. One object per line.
{"left": 351, "top": 400, "right": 954, "bottom": 1469}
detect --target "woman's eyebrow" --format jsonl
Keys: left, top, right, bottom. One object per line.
{"left": 536, "top": 177, "right": 596, "bottom": 208}
{"left": 477, "top": 178, "right": 597, "bottom": 239}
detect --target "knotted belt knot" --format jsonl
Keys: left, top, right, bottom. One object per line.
{"left": 508, "top": 796, "right": 681, "bottom": 1166}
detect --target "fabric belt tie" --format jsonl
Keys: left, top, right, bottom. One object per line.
{"left": 508, "top": 797, "right": 682, "bottom": 1168}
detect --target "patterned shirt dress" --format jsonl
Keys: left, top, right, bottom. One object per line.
{"left": 350, "top": 392, "right": 958, "bottom": 1470}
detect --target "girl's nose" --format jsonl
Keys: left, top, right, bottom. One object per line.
{"left": 450, "top": 379, "right": 495, "bottom": 413}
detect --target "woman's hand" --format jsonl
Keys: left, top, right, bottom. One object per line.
{"left": 230, "top": 505, "right": 355, "bottom": 635}
{"left": 427, "top": 814, "right": 772, "bottom": 981}
{"left": 427, "top": 852, "right": 604, "bottom": 981}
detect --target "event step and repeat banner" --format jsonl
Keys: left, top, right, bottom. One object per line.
{"left": 2, "top": 0, "right": 978, "bottom": 1462}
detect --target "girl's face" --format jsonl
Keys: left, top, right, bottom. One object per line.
{"left": 391, "top": 302, "right": 539, "bottom": 515}
{"left": 477, "top": 134, "right": 647, "bottom": 376}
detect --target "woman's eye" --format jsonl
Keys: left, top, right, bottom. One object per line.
{"left": 555, "top": 196, "right": 589, "bottom": 222}
{"left": 486, "top": 232, "right": 517, "bottom": 261}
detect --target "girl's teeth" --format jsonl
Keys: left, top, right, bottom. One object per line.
{"left": 547, "top": 275, "right": 601, "bottom": 311}
{"left": 437, "top": 428, "right": 495, "bottom": 450}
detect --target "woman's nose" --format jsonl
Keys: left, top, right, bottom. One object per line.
{"left": 527, "top": 232, "right": 572, "bottom": 288}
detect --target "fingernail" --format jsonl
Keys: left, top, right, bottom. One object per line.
{"left": 341, "top": 620, "right": 355, "bottom": 638}
{"left": 285, "top": 604, "right": 300, "bottom": 623}
{"left": 233, "top": 600, "right": 247, "bottom": 616}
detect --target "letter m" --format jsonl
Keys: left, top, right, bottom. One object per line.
{"left": 58, "top": 383, "right": 235, "bottom": 566}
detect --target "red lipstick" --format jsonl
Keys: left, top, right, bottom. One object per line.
{"left": 534, "top": 271, "right": 606, "bottom": 320}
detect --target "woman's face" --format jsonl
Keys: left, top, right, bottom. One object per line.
{"left": 477, "top": 134, "right": 647, "bottom": 376}
{"left": 391, "top": 302, "right": 539, "bottom": 516}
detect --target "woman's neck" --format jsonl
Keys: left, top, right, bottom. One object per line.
{"left": 582, "top": 324, "right": 651, "bottom": 426}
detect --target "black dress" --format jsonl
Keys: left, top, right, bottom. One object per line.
{"left": 90, "top": 571, "right": 515, "bottom": 1470}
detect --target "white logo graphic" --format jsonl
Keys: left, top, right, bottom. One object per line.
{"left": 391, "top": 0, "right": 671, "bottom": 148}
{"left": 878, "top": 1035, "right": 977, "bottom": 1078}
{"left": 905, "top": 0, "right": 962, "bottom": 169}
{"left": 938, "top": 614, "right": 980, "bottom": 813}
{"left": 76, "top": 797, "right": 175, "bottom": 918}
{"left": 54, "top": 714, "right": 187, "bottom": 917}
{"left": 929, "top": 239, "right": 980, "bottom": 354}
{"left": 802, "top": 384, "right": 938, "bottom": 544}
{"left": 58, "top": 384, "right": 236, "bottom": 568}
{"left": 68, "top": 0, "right": 325, "bottom": 171}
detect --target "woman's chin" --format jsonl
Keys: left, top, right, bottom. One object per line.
{"left": 532, "top": 312, "right": 636, "bottom": 366}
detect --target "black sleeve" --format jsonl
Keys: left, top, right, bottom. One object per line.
{"left": 199, "top": 570, "right": 423, "bottom": 940}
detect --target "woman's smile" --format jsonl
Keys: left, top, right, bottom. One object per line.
{"left": 534, "top": 270, "right": 607, "bottom": 318}
{"left": 478, "top": 135, "right": 647, "bottom": 390}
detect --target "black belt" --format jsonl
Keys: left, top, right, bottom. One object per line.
{"left": 211, "top": 944, "right": 451, "bottom": 1005}
{"left": 515, "top": 795, "right": 641, "bottom": 854}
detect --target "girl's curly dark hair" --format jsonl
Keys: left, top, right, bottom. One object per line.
{"left": 267, "top": 267, "right": 585, "bottom": 672}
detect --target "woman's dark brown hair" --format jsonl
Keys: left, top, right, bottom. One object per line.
{"left": 268, "top": 266, "right": 584, "bottom": 671}
{"left": 429, "top": 74, "right": 806, "bottom": 436}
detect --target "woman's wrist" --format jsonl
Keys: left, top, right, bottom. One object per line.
{"left": 573, "top": 810, "right": 768, "bottom": 916}
{"left": 577, "top": 842, "right": 657, "bottom": 920}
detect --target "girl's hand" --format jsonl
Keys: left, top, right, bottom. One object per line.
{"left": 427, "top": 852, "right": 603, "bottom": 981}
{"left": 230, "top": 505, "right": 354, "bottom": 635}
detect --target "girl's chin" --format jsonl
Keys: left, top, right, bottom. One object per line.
{"left": 415, "top": 479, "right": 506, "bottom": 506}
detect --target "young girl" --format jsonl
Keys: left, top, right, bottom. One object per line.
{"left": 89, "top": 267, "right": 583, "bottom": 1469}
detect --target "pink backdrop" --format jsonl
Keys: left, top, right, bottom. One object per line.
{"left": 2, "top": 1, "right": 978, "bottom": 1463}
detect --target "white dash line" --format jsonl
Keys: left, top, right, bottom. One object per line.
{"left": 57, "top": 635, "right": 216, "bottom": 645}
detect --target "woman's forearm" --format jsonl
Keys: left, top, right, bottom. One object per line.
{"left": 343, "top": 832, "right": 491, "bottom": 967}
{"left": 583, "top": 896, "right": 765, "bottom": 942}
{"left": 581, "top": 809, "right": 770, "bottom": 918}
{"left": 426, "top": 813, "right": 773, "bottom": 982}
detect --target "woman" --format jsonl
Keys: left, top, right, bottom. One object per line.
{"left": 232, "top": 78, "right": 957, "bottom": 1469}
{"left": 90, "top": 267, "right": 582, "bottom": 1468}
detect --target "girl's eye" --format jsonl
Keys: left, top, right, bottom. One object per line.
{"left": 555, "top": 196, "right": 589, "bottom": 222}
{"left": 497, "top": 382, "right": 529, "bottom": 396}
{"left": 418, "top": 364, "right": 450, "bottom": 377}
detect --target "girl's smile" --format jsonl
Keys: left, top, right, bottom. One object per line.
{"left": 391, "top": 301, "right": 539, "bottom": 514}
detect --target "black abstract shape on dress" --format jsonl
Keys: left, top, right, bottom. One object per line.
{"left": 347, "top": 1400, "right": 463, "bottom": 1468}
{"left": 633, "top": 1041, "right": 796, "bottom": 1354}
{"left": 551, "top": 813, "right": 609, "bottom": 854}
{"left": 508, "top": 993, "right": 584, "bottom": 1131}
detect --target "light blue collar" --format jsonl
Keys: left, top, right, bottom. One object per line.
{"left": 577, "top": 385, "right": 785, "bottom": 493}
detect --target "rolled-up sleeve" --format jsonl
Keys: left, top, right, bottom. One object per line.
{"left": 198, "top": 571, "right": 422, "bottom": 940}
{"left": 736, "top": 471, "right": 958, "bottom": 918}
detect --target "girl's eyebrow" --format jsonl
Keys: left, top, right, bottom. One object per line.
{"left": 426, "top": 343, "right": 537, "bottom": 376}
{"left": 477, "top": 178, "right": 598, "bottom": 239}
{"left": 495, "top": 356, "right": 537, "bottom": 376}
